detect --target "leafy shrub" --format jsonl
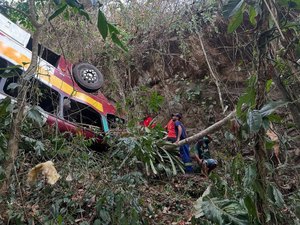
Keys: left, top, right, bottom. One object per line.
{"left": 0, "top": 97, "right": 13, "bottom": 181}
{"left": 6, "top": 130, "right": 146, "bottom": 225}
{"left": 193, "top": 154, "right": 299, "bottom": 225}
{"left": 125, "top": 87, "right": 164, "bottom": 118}
{"left": 94, "top": 188, "right": 143, "bottom": 225}
{"left": 109, "top": 125, "right": 184, "bottom": 176}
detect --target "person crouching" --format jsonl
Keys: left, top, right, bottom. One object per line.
{"left": 192, "top": 135, "right": 217, "bottom": 177}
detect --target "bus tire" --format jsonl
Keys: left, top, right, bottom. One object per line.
{"left": 73, "top": 63, "right": 104, "bottom": 92}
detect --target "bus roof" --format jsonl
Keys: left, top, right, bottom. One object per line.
{"left": 0, "top": 13, "right": 31, "bottom": 47}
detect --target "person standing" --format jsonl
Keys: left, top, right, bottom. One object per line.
{"left": 164, "top": 115, "right": 177, "bottom": 143}
{"left": 173, "top": 113, "right": 193, "bottom": 173}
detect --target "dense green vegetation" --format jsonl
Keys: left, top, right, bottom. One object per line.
{"left": 0, "top": 0, "right": 300, "bottom": 224}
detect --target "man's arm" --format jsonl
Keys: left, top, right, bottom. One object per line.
{"left": 193, "top": 153, "right": 203, "bottom": 165}
{"left": 207, "top": 135, "right": 213, "bottom": 142}
{"left": 176, "top": 125, "right": 182, "bottom": 144}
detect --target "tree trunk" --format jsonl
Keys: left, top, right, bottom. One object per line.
{"left": 0, "top": 28, "right": 41, "bottom": 195}
{"left": 254, "top": 1, "right": 270, "bottom": 223}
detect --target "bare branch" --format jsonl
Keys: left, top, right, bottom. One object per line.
{"left": 28, "top": 0, "right": 43, "bottom": 28}
{"left": 264, "top": 0, "right": 285, "bottom": 40}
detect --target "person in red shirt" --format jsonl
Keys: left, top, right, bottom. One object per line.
{"left": 164, "top": 114, "right": 177, "bottom": 143}
{"left": 140, "top": 115, "right": 156, "bottom": 128}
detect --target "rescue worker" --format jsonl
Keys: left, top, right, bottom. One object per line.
{"left": 164, "top": 115, "right": 177, "bottom": 143}
{"left": 173, "top": 113, "right": 193, "bottom": 173}
{"left": 140, "top": 115, "right": 154, "bottom": 128}
{"left": 192, "top": 135, "right": 217, "bottom": 176}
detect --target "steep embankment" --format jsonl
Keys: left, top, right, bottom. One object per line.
{"left": 6, "top": 2, "right": 298, "bottom": 224}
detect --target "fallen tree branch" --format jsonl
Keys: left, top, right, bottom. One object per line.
{"left": 176, "top": 110, "right": 236, "bottom": 147}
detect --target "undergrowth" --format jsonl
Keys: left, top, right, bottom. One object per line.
{"left": 2, "top": 122, "right": 146, "bottom": 225}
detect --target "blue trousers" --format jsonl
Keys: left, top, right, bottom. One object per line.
{"left": 180, "top": 144, "right": 193, "bottom": 172}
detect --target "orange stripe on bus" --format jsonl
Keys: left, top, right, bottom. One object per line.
{"left": 0, "top": 40, "right": 103, "bottom": 112}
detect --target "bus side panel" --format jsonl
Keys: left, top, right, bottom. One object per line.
{"left": 46, "top": 114, "right": 103, "bottom": 143}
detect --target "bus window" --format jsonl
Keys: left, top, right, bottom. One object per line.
{"left": 3, "top": 69, "right": 23, "bottom": 98}
{"left": 33, "top": 80, "right": 60, "bottom": 115}
{"left": 26, "top": 39, "right": 60, "bottom": 67}
{"left": 107, "top": 114, "right": 125, "bottom": 128}
{"left": 63, "top": 98, "right": 103, "bottom": 129}
{"left": 0, "top": 57, "right": 8, "bottom": 83}
{"left": 42, "top": 48, "right": 60, "bottom": 67}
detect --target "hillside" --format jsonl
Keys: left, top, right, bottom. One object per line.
{"left": 0, "top": 0, "right": 300, "bottom": 224}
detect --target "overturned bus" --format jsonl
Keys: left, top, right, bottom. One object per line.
{"left": 0, "top": 13, "right": 122, "bottom": 143}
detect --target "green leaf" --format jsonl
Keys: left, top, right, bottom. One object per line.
{"left": 248, "top": 5, "right": 257, "bottom": 26}
{"left": 267, "top": 114, "right": 282, "bottom": 123}
{"left": 22, "top": 135, "right": 45, "bottom": 155}
{"left": 53, "top": 0, "right": 61, "bottom": 5}
{"left": 0, "top": 65, "right": 22, "bottom": 78}
{"left": 223, "top": 0, "right": 245, "bottom": 18}
{"left": 97, "top": 9, "right": 108, "bottom": 40}
{"left": 66, "top": 0, "right": 84, "bottom": 9}
{"left": 108, "top": 23, "right": 120, "bottom": 35}
{"left": 262, "top": 117, "right": 270, "bottom": 130}
{"left": 227, "top": 7, "right": 243, "bottom": 33}
{"left": 79, "top": 222, "right": 89, "bottom": 225}
{"left": 49, "top": 3, "right": 67, "bottom": 21}
{"left": 22, "top": 62, "right": 30, "bottom": 66}
{"left": 145, "top": 162, "right": 150, "bottom": 176}
{"left": 79, "top": 9, "right": 90, "bottom": 21}
{"left": 194, "top": 185, "right": 212, "bottom": 218}
{"left": 259, "top": 100, "right": 287, "bottom": 117}
{"left": 278, "top": 0, "right": 300, "bottom": 9}
{"left": 195, "top": 186, "right": 249, "bottom": 225}
{"left": 26, "top": 106, "right": 44, "bottom": 126}
{"left": 266, "top": 139, "right": 275, "bottom": 150}
{"left": 93, "top": 219, "right": 101, "bottom": 225}
{"left": 34, "top": 140, "right": 45, "bottom": 155}
{"left": 247, "top": 110, "right": 262, "bottom": 134}
{"left": 265, "top": 79, "right": 273, "bottom": 92}
{"left": 225, "top": 131, "right": 236, "bottom": 141}
{"left": 253, "top": 181, "right": 265, "bottom": 200}
{"left": 64, "top": 9, "right": 70, "bottom": 20}
{"left": 99, "top": 209, "right": 111, "bottom": 223}
{"left": 149, "top": 159, "right": 157, "bottom": 174}
{"left": 57, "top": 214, "right": 63, "bottom": 224}
{"left": 244, "top": 195, "right": 257, "bottom": 220}
{"left": 243, "top": 164, "right": 256, "bottom": 188}
{"left": 231, "top": 154, "right": 245, "bottom": 184}
{"left": 7, "top": 82, "right": 20, "bottom": 91}
{"left": 0, "top": 97, "right": 11, "bottom": 118}
{"left": 202, "top": 198, "right": 248, "bottom": 225}
{"left": 270, "top": 184, "right": 285, "bottom": 207}
{"left": 237, "top": 75, "right": 256, "bottom": 120}
{"left": 162, "top": 148, "right": 177, "bottom": 175}
{"left": 0, "top": 167, "right": 6, "bottom": 182}
{"left": 111, "top": 33, "right": 128, "bottom": 52}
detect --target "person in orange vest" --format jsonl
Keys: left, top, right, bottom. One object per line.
{"left": 164, "top": 114, "right": 177, "bottom": 143}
